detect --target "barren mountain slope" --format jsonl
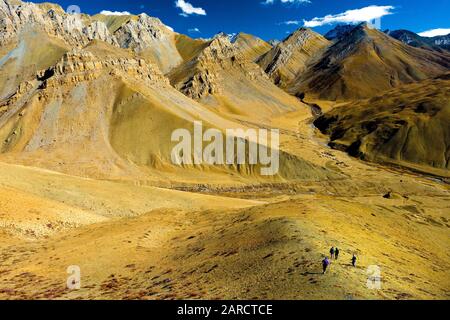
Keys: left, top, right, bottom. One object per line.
{"left": 233, "top": 32, "right": 272, "bottom": 62}
{"left": 169, "top": 34, "right": 304, "bottom": 122}
{"left": 0, "top": 40, "right": 334, "bottom": 183}
{"left": 112, "top": 13, "right": 182, "bottom": 73}
{"left": 0, "top": 28, "right": 70, "bottom": 99}
{"left": 175, "top": 33, "right": 209, "bottom": 62}
{"left": 91, "top": 13, "right": 137, "bottom": 34}
{"left": 314, "top": 74, "right": 450, "bottom": 177}
{"left": 291, "top": 24, "right": 450, "bottom": 100}
{"left": 257, "top": 28, "right": 330, "bottom": 88}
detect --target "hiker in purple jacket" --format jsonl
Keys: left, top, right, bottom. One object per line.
{"left": 322, "top": 257, "right": 330, "bottom": 274}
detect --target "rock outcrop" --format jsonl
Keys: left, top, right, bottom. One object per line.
{"left": 324, "top": 24, "right": 357, "bottom": 41}
{"left": 38, "top": 48, "right": 170, "bottom": 88}
{"left": 171, "top": 33, "right": 269, "bottom": 99}
{"left": 168, "top": 33, "right": 303, "bottom": 121}
{"left": 0, "top": 0, "right": 115, "bottom": 46}
{"left": 1, "top": 47, "right": 170, "bottom": 121}
{"left": 114, "top": 13, "right": 171, "bottom": 50}
{"left": 83, "top": 20, "right": 118, "bottom": 45}
{"left": 0, "top": 0, "right": 180, "bottom": 72}
{"left": 112, "top": 13, "right": 182, "bottom": 73}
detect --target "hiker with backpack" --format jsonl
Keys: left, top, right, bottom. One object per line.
{"left": 322, "top": 257, "right": 330, "bottom": 274}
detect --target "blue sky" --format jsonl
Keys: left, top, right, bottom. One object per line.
{"left": 31, "top": 0, "right": 450, "bottom": 40}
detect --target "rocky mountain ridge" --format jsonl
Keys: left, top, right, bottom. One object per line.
{"left": 170, "top": 33, "right": 270, "bottom": 99}
{"left": 257, "top": 28, "right": 330, "bottom": 87}
{"left": 286, "top": 24, "right": 450, "bottom": 99}
{"left": 0, "top": 0, "right": 180, "bottom": 72}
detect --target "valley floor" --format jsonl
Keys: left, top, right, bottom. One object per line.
{"left": 0, "top": 106, "right": 448, "bottom": 300}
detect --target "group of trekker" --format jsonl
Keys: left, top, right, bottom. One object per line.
{"left": 322, "top": 247, "right": 357, "bottom": 274}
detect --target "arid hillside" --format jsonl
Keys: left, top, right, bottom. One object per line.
{"left": 169, "top": 33, "right": 303, "bottom": 122}
{"left": 257, "top": 28, "right": 330, "bottom": 89}
{"left": 0, "top": 3, "right": 332, "bottom": 184}
{"left": 314, "top": 74, "right": 450, "bottom": 177}
{"left": 234, "top": 32, "right": 272, "bottom": 62}
{"left": 290, "top": 24, "right": 450, "bottom": 100}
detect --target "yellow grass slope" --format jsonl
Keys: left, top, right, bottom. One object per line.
{"left": 0, "top": 75, "right": 448, "bottom": 299}
{"left": 0, "top": 161, "right": 261, "bottom": 240}
{"left": 0, "top": 161, "right": 448, "bottom": 299}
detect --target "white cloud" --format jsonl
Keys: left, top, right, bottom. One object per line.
{"left": 263, "top": 0, "right": 311, "bottom": 4}
{"left": 99, "top": 10, "right": 131, "bottom": 16}
{"left": 278, "top": 20, "right": 301, "bottom": 25}
{"left": 303, "top": 5, "right": 394, "bottom": 28}
{"left": 175, "top": 0, "right": 206, "bottom": 16}
{"left": 166, "top": 25, "right": 175, "bottom": 32}
{"left": 188, "top": 27, "right": 201, "bottom": 33}
{"left": 418, "top": 28, "right": 450, "bottom": 37}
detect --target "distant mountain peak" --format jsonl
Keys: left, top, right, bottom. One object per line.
{"left": 268, "top": 39, "right": 280, "bottom": 47}
{"left": 324, "top": 23, "right": 379, "bottom": 41}
{"left": 388, "top": 29, "right": 450, "bottom": 51}
{"left": 213, "top": 31, "right": 228, "bottom": 38}
{"left": 286, "top": 27, "right": 314, "bottom": 38}
{"left": 324, "top": 24, "right": 357, "bottom": 41}
{"left": 232, "top": 32, "right": 272, "bottom": 61}
{"left": 282, "top": 27, "right": 324, "bottom": 46}
{"left": 293, "top": 23, "right": 450, "bottom": 100}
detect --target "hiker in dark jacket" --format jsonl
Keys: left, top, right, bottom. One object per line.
{"left": 352, "top": 255, "right": 357, "bottom": 267}
{"left": 322, "top": 257, "right": 330, "bottom": 274}
{"left": 335, "top": 248, "right": 340, "bottom": 260}
{"left": 330, "top": 247, "right": 335, "bottom": 259}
